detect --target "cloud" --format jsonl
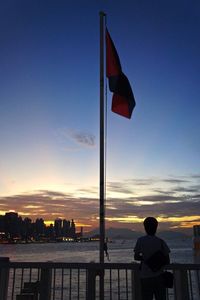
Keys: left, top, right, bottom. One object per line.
{"left": 189, "top": 174, "right": 200, "bottom": 179}
{"left": 153, "top": 189, "right": 175, "bottom": 195}
{"left": 1, "top": 174, "right": 200, "bottom": 231}
{"left": 38, "top": 190, "right": 69, "bottom": 197}
{"left": 77, "top": 187, "right": 98, "bottom": 195}
{"left": 162, "top": 178, "right": 189, "bottom": 184}
{"left": 172, "top": 186, "right": 200, "bottom": 193}
{"left": 107, "top": 182, "right": 134, "bottom": 194}
{"left": 69, "top": 131, "right": 95, "bottom": 147}
{"left": 0, "top": 191, "right": 99, "bottom": 226}
{"left": 105, "top": 196, "right": 200, "bottom": 231}
{"left": 125, "top": 178, "right": 155, "bottom": 186}
{"left": 191, "top": 194, "right": 200, "bottom": 199}
{"left": 64, "top": 129, "right": 96, "bottom": 148}
{"left": 55, "top": 128, "right": 96, "bottom": 150}
{"left": 105, "top": 176, "right": 200, "bottom": 230}
{"left": 106, "top": 175, "right": 200, "bottom": 199}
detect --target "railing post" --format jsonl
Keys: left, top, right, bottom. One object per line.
{"left": 0, "top": 257, "right": 9, "bottom": 300}
{"left": 86, "top": 267, "right": 97, "bottom": 300}
{"left": 131, "top": 265, "right": 142, "bottom": 300}
{"left": 39, "top": 267, "right": 52, "bottom": 300}
{"left": 194, "top": 250, "right": 200, "bottom": 297}
{"left": 174, "top": 269, "right": 190, "bottom": 300}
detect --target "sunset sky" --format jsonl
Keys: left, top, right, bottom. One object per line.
{"left": 0, "top": 1, "right": 200, "bottom": 233}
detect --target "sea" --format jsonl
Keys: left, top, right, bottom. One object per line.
{"left": 0, "top": 237, "right": 199, "bottom": 264}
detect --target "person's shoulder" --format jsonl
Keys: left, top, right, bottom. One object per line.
{"left": 157, "top": 236, "right": 171, "bottom": 252}
{"left": 157, "top": 236, "right": 167, "bottom": 244}
{"left": 134, "top": 235, "right": 146, "bottom": 250}
{"left": 136, "top": 235, "right": 149, "bottom": 243}
{"left": 137, "top": 235, "right": 147, "bottom": 241}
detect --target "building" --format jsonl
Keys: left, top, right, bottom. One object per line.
{"left": 4, "top": 212, "right": 20, "bottom": 239}
{"left": 63, "top": 219, "right": 70, "bottom": 237}
{"left": 54, "top": 219, "right": 62, "bottom": 237}
{"left": 70, "top": 219, "right": 76, "bottom": 238}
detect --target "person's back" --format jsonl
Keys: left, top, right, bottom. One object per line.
{"left": 134, "top": 217, "right": 170, "bottom": 300}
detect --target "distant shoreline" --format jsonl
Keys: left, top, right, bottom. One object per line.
{"left": 0, "top": 237, "right": 100, "bottom": 245}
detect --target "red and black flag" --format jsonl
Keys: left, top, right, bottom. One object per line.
{"left": 106, "top": 29, "right": 136, "bottom": 119}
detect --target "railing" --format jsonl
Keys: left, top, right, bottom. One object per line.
{"left": 0, "top": 258, "right": 200, "bottom": 300}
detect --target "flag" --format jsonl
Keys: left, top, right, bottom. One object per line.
{"left": 106, "top": 29, "right": 136, "bottom": 119}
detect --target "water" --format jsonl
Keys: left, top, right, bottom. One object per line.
{"left": 0, "top": 237, "right": 197, "bottom": 263}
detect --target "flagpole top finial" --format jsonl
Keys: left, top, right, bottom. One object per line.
{"left": 99, "top": 11, "right": 106, "bottom": 16}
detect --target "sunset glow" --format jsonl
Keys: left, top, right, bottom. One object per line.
{"left": 1, "top": 1, "right": 200, "bottom": 234}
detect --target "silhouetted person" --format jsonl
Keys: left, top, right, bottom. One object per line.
{"left": 134, "top": 217, "right": 170, "bottom": 300}
{"left": 104, "top": 238, "right": 110, "bottom": 261}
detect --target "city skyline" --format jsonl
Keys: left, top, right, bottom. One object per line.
{"left": 0, "top": 211, "right": 82, "bottom": 242}
{"left": 0, "top": 1, "right": 200, "bottom": 233}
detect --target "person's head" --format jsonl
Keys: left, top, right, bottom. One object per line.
{"left": 143, "top": 217, "right": 158, "bottom": 235}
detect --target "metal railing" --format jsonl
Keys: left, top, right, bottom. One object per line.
{"left": 0, "top": 258, "right": 200, "bottom": 300}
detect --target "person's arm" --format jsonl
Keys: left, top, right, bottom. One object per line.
{"left": 165, "top": 254, "right": 170, "bottom": 265}
{"left": 134, "top": 239, "right": 143, "bottom": 261}
{"left": 134, "top": 251, "right": 143, "bottom": 261}
{"left": 161, "top": 239, "right": 170, "bottom": 264}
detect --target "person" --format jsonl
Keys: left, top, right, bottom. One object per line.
{"left": 104, "top": 238, "right": 110, "bottom": 261}
{"left": 134, "top": 217, "right": 170, "bottom": 300}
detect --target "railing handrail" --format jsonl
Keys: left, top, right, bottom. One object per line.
{"left": 6, "top": 261, "right": 140, "bottom": 269}
{"left": 3, "top": 261, "right": 200, "bottom": 270}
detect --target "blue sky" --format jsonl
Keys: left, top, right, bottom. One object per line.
{"left": 0, "top": 1, "right": 200, "bottom": 232}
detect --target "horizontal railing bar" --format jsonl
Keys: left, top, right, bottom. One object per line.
{"left": 7, "top": 262, "right": 140, "bottom": 270}
{"left": 167, "top": 263, "right": 200, "bottom": 270}
{"left": 2, "top": 261, "right": 200, "bottom": 271}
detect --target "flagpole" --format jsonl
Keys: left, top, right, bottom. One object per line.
{"left": 99, "top": 11, "right": 106, "bottom": 300}
{"left": 99, "top": 11, "right": 106, "bottom": 265}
